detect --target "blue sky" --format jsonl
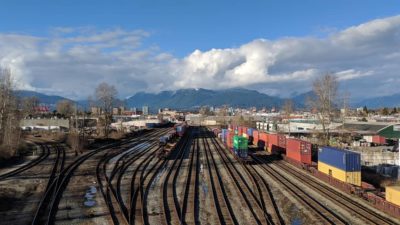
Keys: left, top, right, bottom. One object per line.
{"left": 2, "top": 0, "right": 399, "bottom": 56}
{"left": 0, "top": 1, "right": 400, "bottom": 100}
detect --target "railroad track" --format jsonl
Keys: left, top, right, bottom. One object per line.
{"left": 251, "top": 155, "right": 348, "bottom": 225}
{"left": 207, "top": 130, "right": 271, "bottom": 225}
{"left": 275, "top": 160, "right": 398, "bottom": 225}
{"left": 0, "top": 143, "right": 50, "bottom": 181}
{"left": 242, "top": 161, "right": 284, "bottom": 225}
{"left": 131, "top": 148, "right": 166, "bottom": 225}
{"left": 95, "top": 129, "right": 171, "bottom": 225}
{"left": 32, "top": 144, "right": 66, "bottom": 225}
{"left": 201, "top": 128, "right": 237, "bottom": 225}
{"left": 31, "top": 129, "right": 157, "bottom": 225}
{"left": 160, "top": 127, "right": 192, "bottom": 225}
{"left": 180, "top": 129, "right": 200, "bottom": 225}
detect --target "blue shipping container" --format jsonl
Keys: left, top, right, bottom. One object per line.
{"left": 146, "top": 123, "right": 156, "bottom": 128}
{"left": 318, "top": 147, "right": 361, "bottom": 171}
{"left": 247, "top": 128, "right": 254, "bottom": 136}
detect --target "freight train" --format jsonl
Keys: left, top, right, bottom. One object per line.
{"left": 216, "top": 125, "right": 400, "bottom": 217}
{"left": 157, "top": 123, "right": 188, "bottom": 159}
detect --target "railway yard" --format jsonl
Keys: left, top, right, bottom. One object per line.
{"left": 0, "top": 126, "right": 399, "bottom": 225}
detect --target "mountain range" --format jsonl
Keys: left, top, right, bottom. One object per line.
{"left": 14, "top": 88, "right": 400, "bottom": 110}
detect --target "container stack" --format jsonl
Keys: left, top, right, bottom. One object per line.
{"left": 233, "top": 135, "right": 248, "bottom": 158}
{"left": 386, "top": 186, "right": 400, "bottom": 206}
{"left": 318, "top": 147, "right": 361, "bottom": 186}
{"left": 286, "top": 138, "right": 312, "bottom": 165}
{"left": 372, "top": 135, "right": 386, "bottom": 145}
{"left": 258, "top": 132, "right": 268, "bottom": 150}
{"left": 226, "top": 131, "right": 234, "bottom": 149}
{"left": 267, "top": 133, "right": 286, "bottom": 154}
{"left": 176, "top": 125, "right": 186, "bottom": 137}
{"left": 221, "top": 129, "right": 228, "bottom": 144}
{"left": 252, "top": 130, "right": 259, "bottom": 147}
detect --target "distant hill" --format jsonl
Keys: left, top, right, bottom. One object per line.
{"left": 290, "top": 91, "right": 316, "bottom": 108}
{"left": 15, "top": 90, "right": 70, "bottom": 106}
{"left": 16, "top": 88, "right": 400, "bottom": 110}
{"left": 354, "top": 93, "right": 400, "bottom": 108}
{"left": 126, "top": 88, "right": 284, "bottom": 109}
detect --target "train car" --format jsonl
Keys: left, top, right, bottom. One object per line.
{"left": 159, "top": 130, "right": 177, "bottom": 146}
{"left": 221, "top": 129, "right": 228, "bottom": 143}
{"left": 266, "top": 133, "right": 286, "bottom": 154}
{"left": 318, "top": 147, "right": 361, "bottom": 186}
{"left": 258, "top": 132, "right": 268, "bottom": 150}
{"left": 286, "top": 138, "right": 312, "bottom": 165}
{"left": 176, "top": 124, "right": 186, "bottom": 137}
{"left": 233, "top": 135, "right": 248, "bottom": 159}
{"left": 252, "top": 130, "right": 259, "bottom": 146}
{"left": 386, "top": 186, "right": 400, "bottom": 207}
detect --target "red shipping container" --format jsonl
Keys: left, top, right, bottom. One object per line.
{"left": 253, "top": 130, "right": 259, "bottom": 146}
{"left": 237, "top": 126, "right": 243, "bottom": 136}
{"left": 243, "top": 127, "right": 248, "bottom": 136}
{"left": 267, "top": 133, "right": 286, "bottom": 153}
{"left": 259, "top": 132, "right": 268, "bottom": 150}
{"left": 372, "top": 135, "right": 386, "bottom": 145}
{"left": 286, "top": 138, "right": 312, "bottom": 165}
{"left": 226, "top": 131, "right": 234, "bottom": 148}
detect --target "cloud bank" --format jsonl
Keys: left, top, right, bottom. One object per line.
{"left": 1, "top": 16, "right": 400, "bottom": 100}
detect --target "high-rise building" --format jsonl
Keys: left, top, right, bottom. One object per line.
{"left": 142, "top": 106, "right": 149, "bottom": 115}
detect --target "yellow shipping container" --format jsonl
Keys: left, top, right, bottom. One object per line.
{"left": 386, "top": 186, "right": 400, "bottom": 206}
{"left": 318, "top": 161, "right": 361, "bottom": 186}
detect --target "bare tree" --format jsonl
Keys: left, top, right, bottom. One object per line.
{"left": 95, "top": 82, "right": 117, "bottom": 138}
{"left": 283, "top": 99, "right": 294, "bottom": 136}
{"left": 56, "top": 99, "right": 75, "bottom": 117}
{"left": 22, "top": 96, "right": 39, "bottom": 117}
{"left": 308, "top": 73, "right": 338, "bottom": 145}
{"left": 0, "top": 67, "right": 22, "bottom": 158}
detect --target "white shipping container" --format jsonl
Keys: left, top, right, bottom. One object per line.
{"left": 363, "top": 135, "right": 373, "bottom": 143}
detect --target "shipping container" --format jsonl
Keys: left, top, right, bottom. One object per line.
{"left": 226, "top": 131, "right": 234, "bottom": 148}
{"left": 258, "top": 132, "right": 268, "bottom": 150}
{"left": 386, "top": 186, "right": 400, "bottom": 206}
{"left": 243, "top": 127, "right": 248, "bottom": 136}
{"left": 318, "top": 147, "right": 361, "bottom": 172}
{"left": 286, "top": 138, "right": 312, "bottom": 165}
{"left": 247, "top": 128, "right": 254, "bottom": 137}
{"left": 176, "top": 125, "right": 186, "bottom": 137}
{"left": 363, "top": 135, "right": 373, "bottom": 143}
{"left": 237, "top": 127, "right": 244, "bottom": 136}
{"left": 372, "top": 135, "right": 386, "bottom": 145}
{"left": 266, "top": 133, "right": 286, "bottom": 153}
{"left": 252, "top": 130, "right": 259, "bottom": 146}
{"left": 318, "top": 161, "right": 361, "bottom": 186}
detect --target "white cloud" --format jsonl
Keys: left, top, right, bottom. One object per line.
{"left": 1, "top": 16, "right": 400, "bottom": 100}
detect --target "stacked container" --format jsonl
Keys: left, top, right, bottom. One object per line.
{"left": 233, "top": 135, "right": 248, "bottom": 158}
{"left": 221, "top": 129, "right": 228, "bottom": 143}
{"left": 372, "top": 135, "right": 386, "bottom": 145}
{"left": 226, "top": 131, "right": 234, "bottom": 149}
{"left": 247, "top": 128, "right": 254, "bottom": 137}
{"left": 243, "top": 127, "right": 248, "bottom": 136}
{"left": 258, "top": 132, "right": 268, "bottom": 150}
{"left": 386, "top": 186, "right": 400, "bottom": 206}
{"left": 318, "top": 147, "right": 361, "bottom": 186}
{"left": 237, "top": 127, "right": 244, "bottom": 136}
{"left": 252, "top": 130, "right": 259, "bottom": 146}
{"left": 176, "top": 125, "right": 186, "bottom": 137}
{"left": 267, "top": 133, "right": 286, "bottom": 154}
{"left": 286, "top": 138, "right": 312, "bottom": 165}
